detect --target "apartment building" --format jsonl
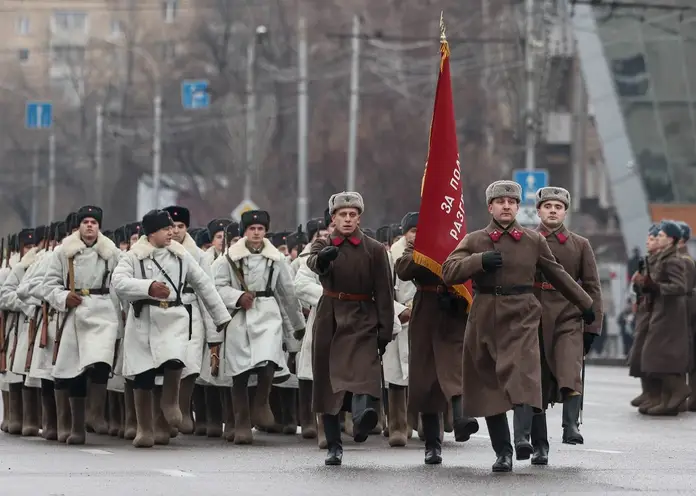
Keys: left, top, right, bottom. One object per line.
{"left": 0, "top": 0, "right": 196, "bottom": 105}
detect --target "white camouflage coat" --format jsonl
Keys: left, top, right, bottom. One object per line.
{"left": 113, "top": 236, "right": 230, "bottom": 377}
{"left": 0, "top": 254, "right": 22, "bottom": 387}
{"left": 209, "top": 237, "right": 305, "bottom": 382}
{"left": 17, "top": 249, "right": 55, "bottom": 384}
{"left": 0, "top": 247, "right": 43, "bottom": 382}
{"left": 179, "top": 233, "right": 215, "bottom": 378}
{"left": 42, "top": 232, "right": 123, "bottom": 379}
{"left": 293, "top": 244, "right": 321, "bottom": 381}
{"left": 383, "top": 237, "right": 413, "bottom": 387}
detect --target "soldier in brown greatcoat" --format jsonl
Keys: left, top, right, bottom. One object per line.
{"left": 675, "top": 222, "right": 696, "bottom": 411}
{"left": 627, "top": 224, "right": 660, "bottom": 412}
{"left": 441, "top": 180, "right": 595, "bottom": 473}
{"left": 513, "top": 187, "right": 603, "bottom": 466}
{"left": 634, "top": 220, "right": 691, "bottom": 416}
{"left": 393, "top": 212, "right": 480, "bottom": 466}
{"left": 307, "top": 191, "right": 394, "bottom": 466}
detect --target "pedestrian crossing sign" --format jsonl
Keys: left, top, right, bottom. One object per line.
{"left": 231, "top": 199, "right": 259, "bottom": 221}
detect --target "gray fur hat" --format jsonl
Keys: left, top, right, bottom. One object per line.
{"left": 535, "top": 186, "right": 571, "bottom": 209}
{"left": 329, "top": 191, "right": 365, "bottom": 215}
{"left": 485, "top": 180, "right": 521, "bottom": 204}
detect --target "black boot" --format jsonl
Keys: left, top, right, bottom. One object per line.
{"left": 451, "top": 395, "right": 479, "bottom": 442}
{"left": 323, "top": 414, "right": 343, "bottom": 466}
{"left": 531, "top": 412, "right": 549, "bottom": 465}
{"left": 421, "top": 413, "right": 442, "bottom": 465}
{"left": 513, "top": 404, "right": 534, "bottom": 460}
{"left": 351, "top": 394, "right": 379, "bottom": 443}
{"left": 562, "top": 394, "right": 584, "bottom": 445}
{"left": 485, "top": 413, "right": 513, "bottom": 473}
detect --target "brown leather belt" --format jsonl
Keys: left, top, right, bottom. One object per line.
{"left": 323, "top": 289, "right": 372, "bottom": 301}
{"left": 417, "top": 284, "right": 465, "bottom": 299}
{"left": 534, "top": 282, "right": 556, "bottom": 291}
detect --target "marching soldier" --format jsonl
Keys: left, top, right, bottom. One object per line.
{"left": 394, "top": 212, "right": 480, "bottom": 464}
{"left": 442, "top": 180, "right": 595, "bottom": 473}
{"left": 307, "top": 192, "right": 395, "bottom": 466}
{"left": 675, "top": 222, "right": 696, "bottom": 411}
{"left": 514, "top": 187, "right": 603, "bottom": 466}
{"left": 634, "top": 220, "right": 691, "bottom": 415}
{"left": 208, "top": 209, "right": 305, "bottom": 444}
{"left": 112, "top": 209, "right": 230, "bottom": 448}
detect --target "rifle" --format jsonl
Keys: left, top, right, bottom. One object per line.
{"left": 53, "top": 257, "right": 75, "bottom": 365}
{"left": 0, "top": 310, "right": 8, "bottom": 372}
{"left": 39, "top": 303, "right": 49, "bottom": 348}
{"left": 24, "top": 308, "right": 40, "bottom": 372}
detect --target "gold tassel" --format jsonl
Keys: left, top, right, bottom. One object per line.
{"left": 413, "top": 250, "right": 472, "bottom": 305}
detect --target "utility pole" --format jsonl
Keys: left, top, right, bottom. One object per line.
{"left": 95, "top": 104, "right": 104, "bottom": 206}
{"left": 524, "top": 0, "right": 536, "bottom": 171}
{"left": 346, "top": 15, "right": 360, "bottom": 191}
{"left": 48, "top": 132, "right": 56, "bottom": 223}
{"left": 153, "top": 94, "right": 162, "bottom": 208}
{"left": 31, "top": 145, "right": 39, "bottom": 226}
{"left": 297, "top": 16, "right": 309, "bottom": 227}
{"left": 244, "top": 38, "right": 257, "bottom": 201}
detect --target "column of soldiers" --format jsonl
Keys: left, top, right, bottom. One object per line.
{"left": 0, "top": 181, "right": 610, "bottom": 472}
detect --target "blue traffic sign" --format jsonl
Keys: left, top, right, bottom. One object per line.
{"left": 513, "top": 169, "right": 549, "bottom": 204}
{"left": 25, "top": 102, "right": 53, "bottom": 129}
{"left": 181, "top": 80, "right": 210, "bottom": 109}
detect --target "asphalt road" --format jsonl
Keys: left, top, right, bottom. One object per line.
{"left": 0, "top": 366, "right": 693, "bottom": 495}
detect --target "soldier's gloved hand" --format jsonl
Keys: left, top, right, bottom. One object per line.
{"left": 481, "top": 251, "right": 503, "bottom": 272}
{"left": 148, "top": 281, "right": 170, "bottom": 299}
{"left": 316, "top": 246, "right": 339, "bottom": 271}
{"left": 581, "top": 308, "right": 595, "bottom": 325}
{"left": 288, "top": 352, "right": 297, "bottom": 375}
{"left": 237, "top": 292, "right": 255, "bottom": 310}
{"left": 293, "top": 328, "right": 306, "bottom": 340}
{"left": 66, "top": 292, "right": 83, "bottom": 308}
{"left": 398, "top": 308, "right": 411, "bottom": 324}
{"left": 378, "top": 336, "right": 390, "bottom": 356}
{"left": 583, "top": 332, "right": 596, "bottom": 355}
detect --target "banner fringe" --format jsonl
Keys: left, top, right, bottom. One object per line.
{"left": 413, "top": 250, "right": 472, "bottom": 305}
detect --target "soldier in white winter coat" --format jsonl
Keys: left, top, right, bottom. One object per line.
{"left": 0, "top": 227, "right": 44, "bottom": 438}
{"left": 112, "top": 209, "right": 231, "bottom": 448}
{"left": 209, "top": 209, "right": 305, "bottom": 445}
{"left": 0, "top": 236, "right": 20, "bottom": 434}
{"left": 41, "top": 206, "right": 123, "bottom": 445}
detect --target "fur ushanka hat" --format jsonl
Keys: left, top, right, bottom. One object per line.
{"left": 485, "top": 181, "right": 521, "bottom": 204}
{"left": 328, "top": 191, "right": 364, "bottom": 215}
{"left": 536, "top": 187, "right": 571, "bottom": 209}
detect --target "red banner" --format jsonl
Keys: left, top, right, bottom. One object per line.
{"left": 413, "top": 35, "right": 473, "bottom": 304}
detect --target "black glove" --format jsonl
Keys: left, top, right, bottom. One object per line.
{"left": 316, "top": 246, "right": 339, "bottom": 271}
{"left": 581, "top": 308, "right": 595, "bottom": 326}
{"left": 378, "top": 336, "right": 390, "bottom": 356}
{"left": 481, "top": 251, "right": 503, "bottom": 272}
{"left": 583, "top": 332, "right": 596, "bottom": 355}
{"left": 293, "top": 328, "right": 306, "bottom": 340}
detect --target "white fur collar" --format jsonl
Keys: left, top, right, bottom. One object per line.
{"left": 181, "top": 233, "right": 199, "bottom": 255}
{"left": 129, "top": 235, "right": 187, "bottom": 260}
{"left": 390, "top": 236, "right": 408, "bottom": 260}
{"left": 18, "top": 246, "right": 40, "bottom": 269}
{"left": 62, "top": 230, "right": 119, "bottom": 260}
{"left": 227, "top": 237, "right": 283, "bottom": 262}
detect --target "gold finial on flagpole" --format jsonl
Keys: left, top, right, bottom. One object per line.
{"left": 440, "top": 11, "right": 447, "bottom": 42}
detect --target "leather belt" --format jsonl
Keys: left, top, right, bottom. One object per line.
{"left": 534, "top": 282, "right": 556, "bottom": 291}
{"left": 253, "top": 290, "right": 274, "bottom": 298}
{"left": 475, "top": 285, "right": 534, "bottom": 296}
{"left": 323, "top": 289, "right": 372, "bottom": 301}
{"left": 182, "top": 287, "right": 195, "bottom": 294}
{"left": 141, "top": 299, "right": 183, "bottom": 309}
{"left": 75, "top": 288, "right": 110, "bottom": 296}
{"left": 417, "top": 284, "right": 465, "bottom": 299}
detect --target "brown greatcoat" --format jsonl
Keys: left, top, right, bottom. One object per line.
{"left": 307, "top": 228, "right": 395, "bottom": 414}
{"left": 677, "top": 246, "right": 696, "bottom": 370}
{"left": 535, "top": 225, "right": 603, "bottom": 405}
{"left": 627, "top": 253, "right": 658, "bottom": 378}
{"left": 394, "top": 240, "right": 467, "bottom": 414}
{"left": 441, "top": 220, "right": 594, "bottom": 418}
{"left": 640, "top": 245, "right": 690, "bottom": 375}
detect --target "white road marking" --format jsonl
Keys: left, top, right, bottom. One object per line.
{"left": 581, "top": 448, "right": 623, "bottom": 454}
{"left": 79, "top": 449, "right": 113, "bottom": 455}
{"left": 470, "top": 434, "right": 490, "bottom": 439}
{"left": 23, "top": 437, "right": 46, "bottom": 441}
{"left": 154, "top": 469, "right": 196, "bottom": 478}
{"left": 582, "top": 401, "right": 603, "bottom": 406}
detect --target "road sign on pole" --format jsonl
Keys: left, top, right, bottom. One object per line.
{"left": 512, "top": 169, "right": 549, "bottom": 204}
{"left": 517, "top": 205, "right": 540, "bottom": 228}
{"left": 25, "top": 102, "right": 53, "bottom": 129}
{"left": 231, "top": 199, "right": 259, "bottom": 222}
{"left": 181, "top": 80, "right": 210, "bottom": 109}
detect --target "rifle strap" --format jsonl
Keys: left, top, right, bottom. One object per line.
{"left": 226, "top": 254, "right": 248, "bottom": 292}
{"left": 68, "top": 257, "right": 75, "bottom": 293}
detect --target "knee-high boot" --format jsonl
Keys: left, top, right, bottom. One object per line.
{"left": 562, "top": 395, "right": 584, "bottom": 444}
{"left": 152, "top": 386, "right": 170, "bottom": 445}
{"left": 41, "top": 385, "right": 58, "bottom": 440}
{"left": 513, "top": 404, "right": 534, "bottom": 459}
{"left": 251, "top": 364, "right": 276, "bottom": 430}
{"left": 1, "top": 390, "right": 9, "bottom": 432}
{"left": 421, "top": 413, "right": 442, "bottom": 464}
{"left": 132, "top": 389, "right": 154, "bottom": 448}
{"left": 178, "top": 375, "right": 196, "bottom": 434}
{"left": 205, "top": 386, "right": 223, "bottom": 437}
{"left": 161, "top": 368, "right": 183, "bottom": 429}
{"left": 118, "top": 392, "right": 126, "bottom": 438}
{"left": 223, "top": 387, "right": 235, "bottom": 442}
{"left": 451, "top": 394, "right": 479, "bottom": 442}
{"left": 279, "top": 387, "right": 298, "bottom": 435}
{"left": 66, "top": 396, "right": 86, "bottom": 445}
{"left": 86, "top": 381, "right": 108, "bottom": 435}
{"left": 55, "top": 387, "right": 71, "bottom": 442}
{"left": 231, "top": 374, "right": 252, "bottom": 444}
{"left": 530, "top": 412, "right": 549, "bottom": 465}
{"left": 107, "top": 391, "right": 122, "bottom": 437}
{"left": 351, "top": 393, "right": 379, "bottom": 443}
{"left": 486, "top": 413, "right": 513, "bottom": 472}
{"left": 298, "top": 379, "right": 316, "bottom": 439}
{"left": 387, "top": 385, "right": 407, "bottom": 447}
{"left": 631, "top": 378, "right": 649, "bottom": 407}
{"left": 123, "top": 383, "right": 137, "bottom": 440}
{"left": 323, "top": 414, "right": 342, "bottom": 466}
{"left": 316, "top": 413, "right": 327, "bottom": 449}
{"left": 192, "top": 384, "right": 207, "bottom": 435}
{"left": 8, "top": 383, "right": 23, "bottom": 435}
{"left": 21, "top": 386, "right": 40, "bottom": 436}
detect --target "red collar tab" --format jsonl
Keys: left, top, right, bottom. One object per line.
{"left": 332, "top": 236, "right": 361, "bottom": 247}
{"left": 489, "top": 230, "right": 502, "bottom": 242}
{"left": 490, "top": 228, "right": 523, "bottom": 242}
{"left": 556, "top": 232, "right": 568, "bottom": 244}
{"left": 509, "top": 228, "right": 523, "bottom": 241}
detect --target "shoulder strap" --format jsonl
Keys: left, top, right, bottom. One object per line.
{"left": 225, "top": 253, "right": 249, "bottom": 292}
{"left": 265, "top": 261, "right": 275, "bottom": 293}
